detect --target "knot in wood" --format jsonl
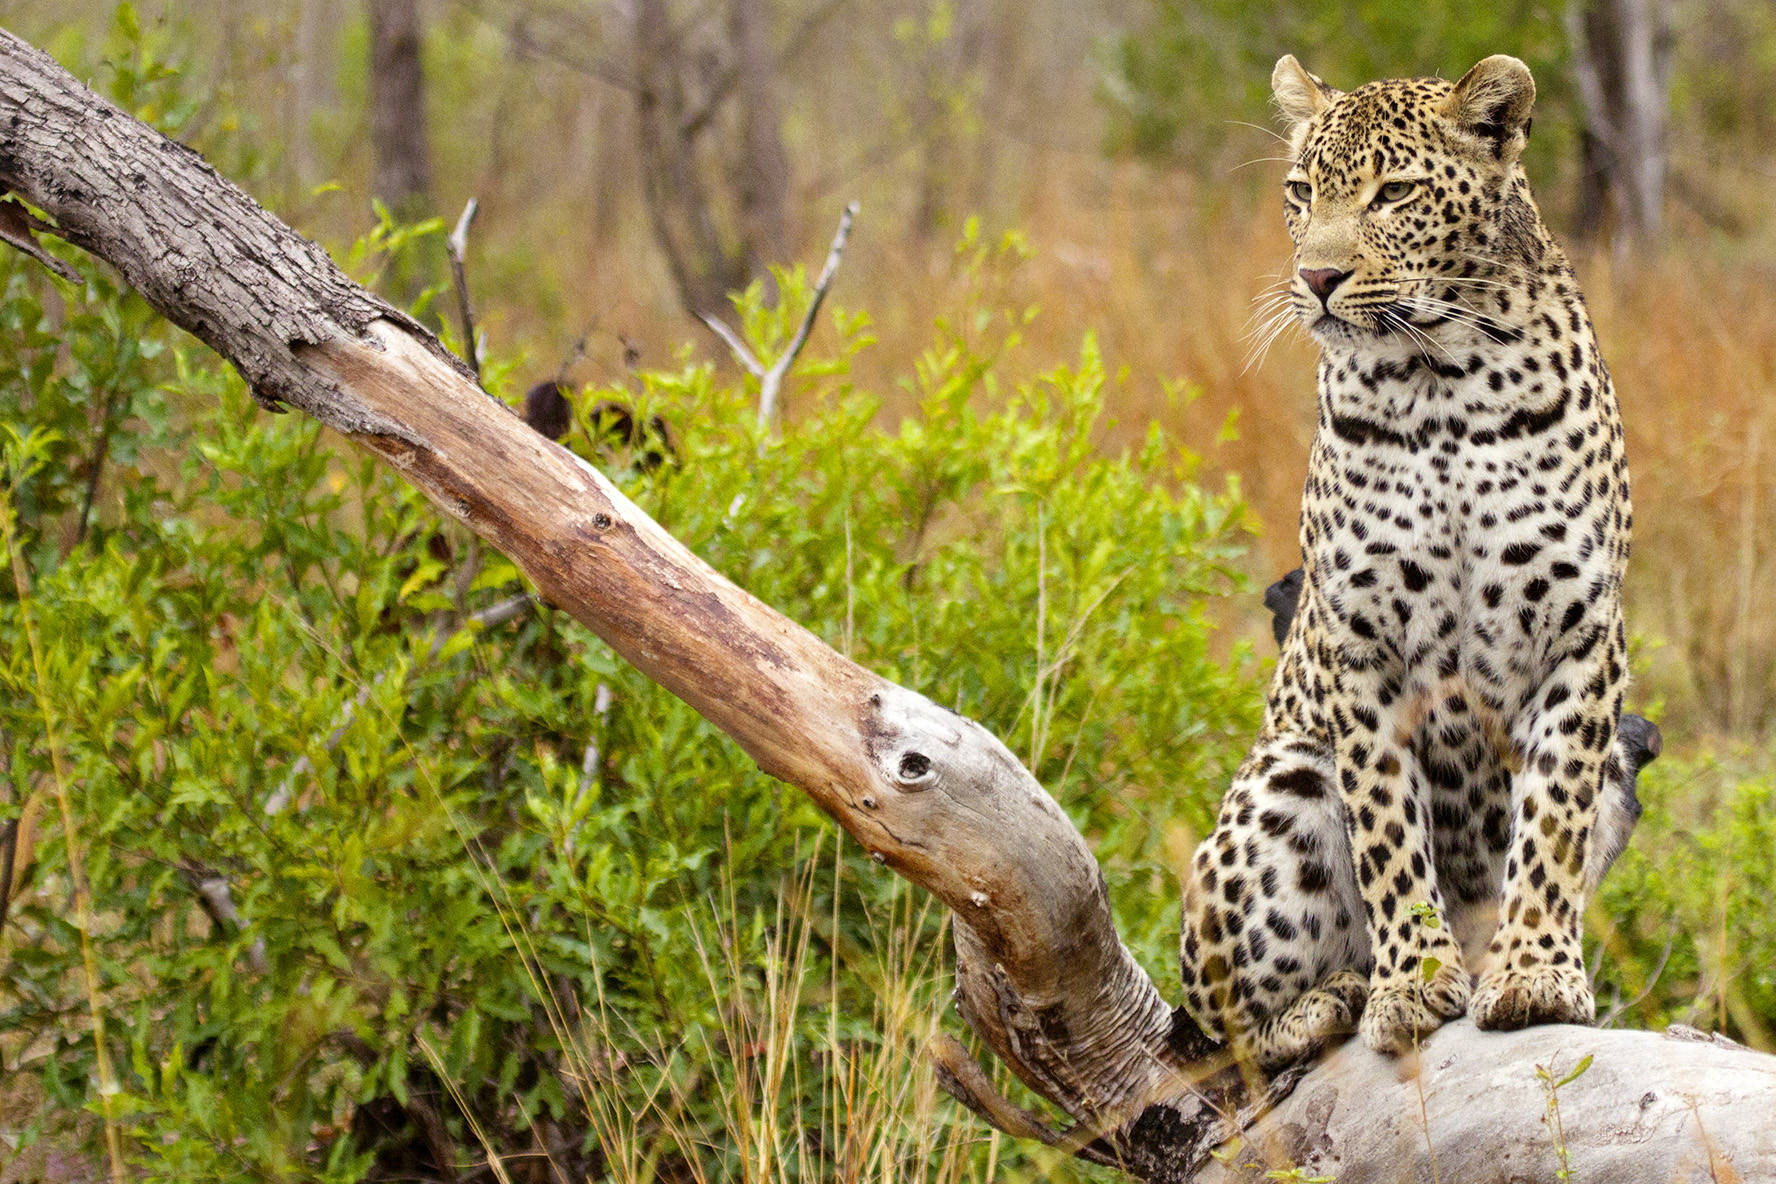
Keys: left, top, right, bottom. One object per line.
{"left": 895, "top": 750, "right": 935, "bottom": 788}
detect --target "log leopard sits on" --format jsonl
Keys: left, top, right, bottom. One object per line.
{"left": 1180, "top": 54, "right": 1635, "bottom": 1067}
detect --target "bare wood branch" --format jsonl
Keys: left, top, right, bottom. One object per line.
{"left": 697, "top": 309, "right": 765, "bottom": 377}
{"left": 182, "top": 864, "right": 270, "bottom": 973}
{"left": 1, "top": 31, "right": 1771, "bottom": 1182}
{"left": 777, "top": 0, "right": 851, "bottom": 68}
{"left": 0, "top": 816, "right": 17, "bottom": 934}
{"left": 757, "top": 201, "right": 857, "bottom": 426}
{"left": 74, "top": 385, "right": 124, "bottom": 546}
{"left": 676, "top": 62, "right": 741, "bottom": 140}
{"left": 929, "top": 1032, "right": 1074, "bottom": 1145}
{"left": 504, "top": 19, "right": 636, "bottom": 93}
{"left": 447, "top": 196, "right": 481, "bottom": 380}
{"left": 576, "top": 682, "right": 613, "bottom": 798}
{"left": 0, "top": 195, "right": 77, "bottom": 282}
{"left": 0, "top": 786, "right": 41, "bottom": 941}
{"left": 699, "top": 202, "right": 859, "bottom": 426}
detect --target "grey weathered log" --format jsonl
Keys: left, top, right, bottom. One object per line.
{"left": 1197, "top": 1022, "right": 1776, "bottom": 1183}
{"left": 1, "top": 28, "right": 1772, "bottom": 1182}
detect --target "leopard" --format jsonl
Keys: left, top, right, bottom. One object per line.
{"left": 1177, "top": 53, "right": 1636, "bottom": 1068}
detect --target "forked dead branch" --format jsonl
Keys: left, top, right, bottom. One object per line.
{"left": 0, "top": 28, "right": 1771, "bottom": 1182}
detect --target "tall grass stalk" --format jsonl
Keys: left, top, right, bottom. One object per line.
{"left": 1, "top": 445, "right": 125, "bottom": 1184}
{"left": 558, "top": 836, "right": 983, "bottom": 1184}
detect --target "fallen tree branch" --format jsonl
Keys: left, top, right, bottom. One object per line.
{"left": 0, "top": 194, "right": 77, "bottom": 282}
{"left": 0, "top": 31, "right": 1771, "bottom": 1181}
{"left": 181, "top": 863, "right": 270, "bottom": 974}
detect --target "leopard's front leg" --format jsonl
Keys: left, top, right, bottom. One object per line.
{"left": 1471, "top": 623, "right": 1623, "bottom": 1030}
{"left": 1331, "top": 668, "right": 1471, "bottom": 1055}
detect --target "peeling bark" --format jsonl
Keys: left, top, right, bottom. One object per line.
{"left": 0, "top": 28, "right": 1771, "bottom": 1182}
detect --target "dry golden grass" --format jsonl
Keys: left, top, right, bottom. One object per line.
{"left": 25, "top": 0, "right": 1774, "bottom": 748}
{"left": 1589, "top": 254, "right": 1776, "bottom": 739}
{"left": 699, "top": 162, "right": 1776, "bottom": 747}
{"left": 557, "top": 154, "right": 1776, "bottom": 746}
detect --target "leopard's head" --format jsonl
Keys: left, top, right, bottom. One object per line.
{"left": 1271, "top": 55, "right": 1550, "bottom": 352}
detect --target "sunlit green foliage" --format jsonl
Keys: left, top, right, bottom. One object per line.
{"left": 1592, "top": 753, "right": 1776, "bottom": 1045}
{"left": 0, "top": 210, "right": 1265, "bottom": 1179}
{"left": 1099, "top": 0, "right": 1572, "bottom": 167}
{"left": 3, "top": 8, "right": 1775, "bottom": 1183}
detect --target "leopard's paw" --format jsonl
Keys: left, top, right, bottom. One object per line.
{"left": 1290, "top": 969, "right": 1371, "bottom": 1046}
{"left": 1242, "top": 970, "right": 1370, "bottom": 1070}
{"left": 1318, "top": 969, "right": 1371, "bottom": 1025}
{"left": 1358, "top": 961, "right": 1471, "bottom": 1056}
{"left": 1471, "top": 961, "right": 1594, "bottom": 1031}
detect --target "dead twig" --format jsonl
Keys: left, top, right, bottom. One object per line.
{"left": 0, "top": 195, "right": 79, "bottom": 283}
{"left": 575, "top": 684, "right": 613, "bottom": 801}
{"left": 0, "top": 816, "right": 17, "bottom": 933}
{"left": 699, "top": 201, "right": 857, "bottom": 428}
{"left": 75, "top": 387, "right": 122, "bottom": 545}
{"left": 182, "top": 863, "right": 271, "bottom": 973}
{"left": 929, "top": 1033, "right": 1126, "bottom": 1167}
{"left": 446, "top": 197, "right": 481, "bottom": 379}
{"left": 1600, "top": 928, "right": 1676, "bottom": 1028}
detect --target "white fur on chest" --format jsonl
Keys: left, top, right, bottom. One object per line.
{"left": 1303, "top": 346, "right": 1619, "bottom": 702}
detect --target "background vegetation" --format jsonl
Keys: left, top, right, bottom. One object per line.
{"left": 1, "top": 2, "right": 1773, "bottom": 1181}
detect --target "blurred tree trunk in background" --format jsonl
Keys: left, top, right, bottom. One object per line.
{"left": 630, "top": 0, "right": 794, "bottom": 320}
{"left": 731, "top": 0, "right": 791, "bottom": 267}
{"left": 370, "top": 0, "right": 435, "bottom": 219}
{"left": 908, "top": 0, "right": 988, "bottom": 241}
{"left": 1567, "top": 0, "right": 1675, "bottom": 253}
{"left": 632, "top": 0, "right": 750, "bottom": 319}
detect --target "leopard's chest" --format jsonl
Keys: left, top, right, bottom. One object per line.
{"left": 1296, "top": 348, "right": 1623, "bottom": 696}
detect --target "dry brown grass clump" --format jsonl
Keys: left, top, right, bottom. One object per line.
{"left": 793, "top": 160, "right": 1776, "bottom": 744}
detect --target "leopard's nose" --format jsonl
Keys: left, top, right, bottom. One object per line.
{"left": 1299, "top": 267, "right": 1352, "bottom": 304}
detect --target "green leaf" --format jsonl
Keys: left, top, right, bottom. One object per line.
{"left": 1556, "top": 1054, "right": 1594, "bottom": 1088}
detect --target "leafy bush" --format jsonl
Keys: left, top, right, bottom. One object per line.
{"left": 0, "top": 218, "right": 1265, "bottom": 1182}
{"left": 1098, "top": 0, "right": 1572, "bottom": 169}
{"left": 1591, "top": 752, "right": 1776, "bottom": 1045}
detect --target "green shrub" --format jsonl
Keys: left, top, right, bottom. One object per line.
{"left": 1591, "top": 751, "right": 1776, "bottom": 1046}
{"left": 0, "top": 216, "right": 1265, "bottom": 1182}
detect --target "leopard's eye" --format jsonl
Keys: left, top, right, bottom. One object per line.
{"left": 1375, "top": 180, "right": 1416, "bottom": 205}
{"left": 1287, "top": 180, "right": 1313, "bottom": 205}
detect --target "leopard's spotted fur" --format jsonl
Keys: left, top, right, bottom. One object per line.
{"left": 1178, "top": 55, "right": 1635, "bottom": 1067}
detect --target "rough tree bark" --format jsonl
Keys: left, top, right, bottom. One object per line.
{"left": 0, "top": 28, "right": 1771, "bottom": 1182}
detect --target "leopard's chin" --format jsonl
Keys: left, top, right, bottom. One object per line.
{"left": 1308, "top": 312, "right": 1386, "bottom": 345}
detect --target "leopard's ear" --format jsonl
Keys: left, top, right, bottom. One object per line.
{"left": 1272, "top": 55, "right": 1340, "bottom": 145}
{"left": 1444, "top": 55, "right": 1536, "bottom": 163}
